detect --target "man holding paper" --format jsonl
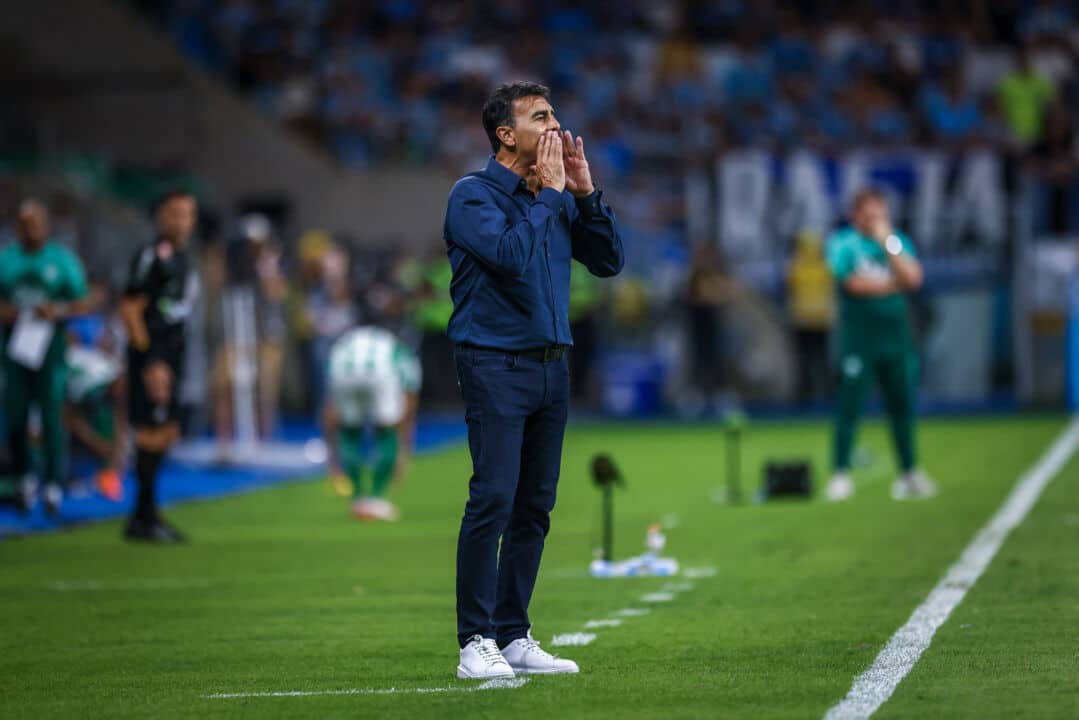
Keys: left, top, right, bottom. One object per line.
{"left": 0, "top": 199, "right": 90, "bottom": 514}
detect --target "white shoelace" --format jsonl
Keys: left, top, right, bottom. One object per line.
{"left": 518, "top": 637, "right": 555, "bottom": 660}
{"left": 476, "top": 639, "right": 505, "bottom": 664}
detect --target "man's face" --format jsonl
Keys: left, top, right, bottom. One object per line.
{"left": 502, "top": 96, "right": 560, "bottom": 161}
{"left": 157, "top": 195, "right": 198, "bottom": 245}
{"left": 854, "top": 197, "right": 888, "bottom": 234}
{"left": 16, "top": 202, "right": 48, "bottom": 250}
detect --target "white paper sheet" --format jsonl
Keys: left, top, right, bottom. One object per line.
{"left": 8, "top": 311, "right": 54, "bottom": 370}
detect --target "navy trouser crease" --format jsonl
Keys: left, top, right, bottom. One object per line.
{"left": 455, "top": 346, "right": 569, "bottom": 648}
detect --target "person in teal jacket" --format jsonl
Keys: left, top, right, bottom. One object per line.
{"left": 825, "top": 189, "right": 936, "bottom": 502}
{"left": 0, "top": 200, "right": 91, "bottom": 514}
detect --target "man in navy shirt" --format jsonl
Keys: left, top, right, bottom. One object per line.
{"left": 445, "top": 81, "right": 624, "bottom": 679}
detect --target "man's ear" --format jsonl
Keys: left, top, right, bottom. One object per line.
{"left": 497, "top": 126, "right": 516, "bottom": 151}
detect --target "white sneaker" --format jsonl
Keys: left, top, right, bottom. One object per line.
{"left": 825, "top": 473, "right": 854, "bottom": 502}
{"left": 457, "top": 635, "right": 515, "bottom": 679}
{"left": 891, "top": 470, "right": 937, "bottom": 501}
{"left": 350, "top": 498, "right": 376, "bottom": 520}
{"left": 500, "top": 632, "right": 579, "bottom": 675}
{"left": 367, "top": 498, "right": 401, "bottom": 522}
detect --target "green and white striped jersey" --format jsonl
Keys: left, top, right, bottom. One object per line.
{"left": 328, "top": 326, "right": 422, "bottom": 393}
{"left": 66, "top": 345, "right": 121, "bottom": 403}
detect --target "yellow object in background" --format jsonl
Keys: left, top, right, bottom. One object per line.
{"left": 612, "top": 279, "right": 649, "bottom": 327}
{"left": 330, "top": 472, "right": 352, "bottom": 498}
{"left": 788, "top": 231, "right": 835, "bottom": 330}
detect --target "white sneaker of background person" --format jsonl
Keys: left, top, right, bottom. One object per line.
{"left": 457, "top": 635, "right": 515, "bottom": 679}
{"left": 891, "top": 469, "right": 937, "bottom": 501}
{"left": 825, "top": 472, "right": 854, "bottom": 502}
{"left": 500, "top": 631, "right": 579, "bottom": 675}
{"left": 368, "top": 498, "right": 401, "bottom": 522}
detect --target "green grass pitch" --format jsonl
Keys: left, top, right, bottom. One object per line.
{"left": 2, "top": 416, "right": 1078, "bottom": 719}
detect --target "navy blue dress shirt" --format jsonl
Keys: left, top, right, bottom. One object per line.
{"left": 444, "top": 157, "right": 624, "bottom": 350}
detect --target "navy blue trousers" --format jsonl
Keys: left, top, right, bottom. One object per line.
{"left": 454, "top": 346, "right": 569, "bottom": 648}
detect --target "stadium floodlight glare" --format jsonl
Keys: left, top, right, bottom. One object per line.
{"left": 591, "top": 454, "right": 624, "bottom": 562}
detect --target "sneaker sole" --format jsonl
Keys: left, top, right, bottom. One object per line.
{"left": 508, "top": 666, "right": 580, "bottom": 675}
{"left": 456, "top": 665, "right": 516, "bottom": 680}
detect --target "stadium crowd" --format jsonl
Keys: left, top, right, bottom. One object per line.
{"left": 143, "top": 0, "right": 1079, "bottom": 226}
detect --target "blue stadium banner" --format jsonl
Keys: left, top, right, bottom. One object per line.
{"left": 716, "top": 150, "right": 1008, "bottom": 262}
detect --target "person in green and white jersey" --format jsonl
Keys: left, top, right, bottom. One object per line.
{"left": 323, "top": 325, "right": 422, "bottom": 521}
{"left": 825, "top": 189, "right": 936, "bottom": 502}
{"left": 0, "top": 200, "right": 93, "bottom": 515}
{"left": 65, "top": 341, "right": 125, "bottom": 501}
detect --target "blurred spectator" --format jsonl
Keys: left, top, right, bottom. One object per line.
{"left": 786, "top": 231, "right": 834, "bottom": 404}
{"left": 305, "top": 246, "right": 355, "bottom": 409}
{"left": 686, "top": 245, "right": 735, "bottom": 405}
{"left": 412, "top": 250, "right": 457, "bottom": 405}
{"left": 1018, "top": 0, "right": 1073, "bottom": 42}
{"left": 289, "top": 229, "right": 334, "bottom": 414}
{"left": 996, "top": 45, "right": 1056, "bottom": 146}
{"left": 723, "top": 33, "right": 773, "bottom": 110}
{"left": 569, "top": 263, "right": 603, "bottom": 403}
{"left": 65, "top": 274, "right": 127, "bottom": 501}
{"left": 212, "top": 214, "right": 288, "bottom": 450}
{"left": 769, "top": 9, "right": 816, "bottom": 78}
{"left": 860, "top": 79, "right": 912, "bottom": 146}
{"left": 918, "top": 13, "right": 966, "bottom": 75}
{"left": 808, "top": 85, "right": 857, "bottom": 149}
{"left": 1027, "top": 102, "right": 1079, "bottom": 234}
{"left": 920, "top": 66, "right": 986, "bottom": 147}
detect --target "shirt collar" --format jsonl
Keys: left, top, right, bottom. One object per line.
{"left": 485, "top": 156, "right": 528, "bottom": 195}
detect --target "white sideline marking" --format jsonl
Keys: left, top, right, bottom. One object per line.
{"left": 662, "top": 581, "right": 695, "bottom": 593}
{"left": 824, "top": 417, "right": 1079, "bottom": 720}
{"left": 551, "top": 633, "right": 596, "bottom": 647}
{"left": 47, "top": 578, "right": 212, "bottom": 592}
{"left": 584, "top": 619, "right": 623, "bottom": 629}
{"left": 683, "top": 566, "right": 717, "bottom": 579}
{"left": 613, "top": 608, "right": 651, "bottom": 617}
{"left": 639, "top": 592, "right": 674, "bottom": 603}
{"left": 205, "top": 677, "right": 528, "bottom": 699}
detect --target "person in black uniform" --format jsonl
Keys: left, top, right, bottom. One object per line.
{"left": 119, "top": 190, "right": 199, "bottom": 542}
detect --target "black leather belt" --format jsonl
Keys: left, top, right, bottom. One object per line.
{"left": 462, "top": 344, "right": 568, "bottom": 363}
